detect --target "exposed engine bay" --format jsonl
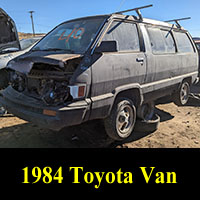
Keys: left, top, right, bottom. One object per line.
{"left": 9, "top": 56, "right": 82, "bottom": 106}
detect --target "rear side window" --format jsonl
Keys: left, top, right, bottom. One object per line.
{"left": 174, "top": 32, "right": 194, "bottom": 53}
{"left": 161, "top": 30, "right": 176, "bottom": 53}
{"left": 103, "top": 21, "right": 140, "bottom": 52}
{"left": 147, "top": 27, "right": 176, "bottom": 54}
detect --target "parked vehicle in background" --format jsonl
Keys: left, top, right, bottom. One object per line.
{"left": 0, "top": 5, "right": 199, "bottom": 141}
{"left": 0, "top": 8, "right": 42, "bottom": 115}
{"left": 20, "top": 37, "right": 42, "bottom": 51}
{"left": 0, "top": 7, "right": 20, "bottom": 88}
{"left": 193, "top": 37, "right": 200, "bottom": 50}
{"left": 0, "top": 36, "right": 42, "bottom": 89}
{"left": 193, "top": 37, "right": 200, "bottom": 76}
{"left": 0, "top": 8, "right": 42, "bottom": 89}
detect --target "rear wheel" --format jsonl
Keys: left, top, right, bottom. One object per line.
{"left": 173, "top": 81, "right": 190, "bottom": 106}
{"left": 104, "top": 97, "right": 136, "bottom": 141}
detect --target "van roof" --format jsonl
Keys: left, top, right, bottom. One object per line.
{"left": 111, "top": 13, "right": 184, "bottom": 30}
{"left": 62, "top": 14, "right": 186, "bottom": 31}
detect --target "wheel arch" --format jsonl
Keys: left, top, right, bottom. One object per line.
{"left": 108, "top": 84, "right": 144, "bottom": 115}
{"left": 182, "top": 77, "right": 192, "bottom": 86}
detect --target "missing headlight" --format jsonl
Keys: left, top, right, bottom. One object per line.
{"left": 10, "top": 71, "right": 26, "bottom": 92}
{"left": 40, "top": 80, "right": 70, "bottom": 106}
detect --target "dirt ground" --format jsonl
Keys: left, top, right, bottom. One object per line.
{"left": 0, "top": 84, "right": 200, "bottom": 148}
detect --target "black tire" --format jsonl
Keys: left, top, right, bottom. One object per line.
{"left": 0, "top": 69, "right": 9, "bottom": 89}
{"left": 104, "top": 97, "right": 136, "bottom": 141}
{"left": 137, "top": 101, "right": 155, "bottom": 121}
{"left": 173, "top": 81, "right": 190, "bottom": 106}
{"left": 134, "top": 114, "right": 160, "bottom": 133}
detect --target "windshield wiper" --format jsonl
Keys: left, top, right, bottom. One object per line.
{"left": 43, "top": 48, "right": 75, "bottom": 53}
{"left": 42, "top": 48, "right": 66, "bottom": 51}
{"left": 31, "top": 48, "right": 75, "bottom": 53}
{"left": 31, "top": 48, "right": 42, "bottom": 52}
{"left": 31, "top": 48, "right": 63, "bottom": 52}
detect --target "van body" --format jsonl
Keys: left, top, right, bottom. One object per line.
{"left": 0, "top": 13, "right": 198, "bottom": 140}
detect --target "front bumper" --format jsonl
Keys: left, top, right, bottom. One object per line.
{"left": 0, "top": 86, "right": 89, "bottom": 131}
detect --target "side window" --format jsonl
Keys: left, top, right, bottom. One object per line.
{"left": 103, "top": 21, "right": 140, "bottom": 52}
{"left": 174, "top": 31, "right": 194, "bottom": 53}
{"left": 161, "top": 30, "right": 176, "bottom": 53}
{"left": 147, "top": 27, "right": 176, "bottom": 54}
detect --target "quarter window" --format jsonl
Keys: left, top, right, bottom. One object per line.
{"left": 147, "top": 27, "right": 176, "bottom": 54}
{"left": 161, "top": 30, "right": 176, "bottom": 53}
{"left": 174, "top": 32, "right": 194, "bottom": 53}
{"left": 103, "top": 21, "right": 140, "bottom": 52}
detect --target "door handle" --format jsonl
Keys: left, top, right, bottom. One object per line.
{"left": 136, "top": 58, "right": 144, "bottom": 62}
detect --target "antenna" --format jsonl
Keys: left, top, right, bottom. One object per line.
{"left": 113, "top": 4, "right": 153, "bottom": 20}
{"left": 116, "top": 0, "right": 126, "bottom": 12}
{"left": 165, "top": 17, "right": 191, "bottom": 28}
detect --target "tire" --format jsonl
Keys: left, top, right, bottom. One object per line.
{"left": 137, "top": 101, "right": 155, "bottom": 121}
{"left": 104, "top": 97, "right": 136, "bottom": 141}
{"left": 134, "top": 114, "right": 160, "bottom": 133}
{"left": 0, "top": 69, "right": 9, "bottom": 89}
{"left": 173, "top": 81, "right": 190, "bottom": 106}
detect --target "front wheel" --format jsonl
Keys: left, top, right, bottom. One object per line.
{"left": 104, "top": 97, "right": 136, "bottom": 141}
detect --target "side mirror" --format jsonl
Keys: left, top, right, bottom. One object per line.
{"left": 95, "top": 41, "right": 118, "bottom": 53}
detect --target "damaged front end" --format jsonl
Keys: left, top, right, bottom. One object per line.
{"left": 0, "top": 53, "right": 90, "bottom": 131}
{"left": 0, "top": 16, "right": 106, "bottom": 130}
{"left": 8, "top": 54, "right": 84, "bottom": 106}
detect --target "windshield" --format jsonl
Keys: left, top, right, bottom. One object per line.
{"left": 32, "top": 18, "right": 105, "bottom": 54}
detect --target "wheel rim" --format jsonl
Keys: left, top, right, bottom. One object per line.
{"left": 180, "top": 83, "right": 189, "bottom": 105}
{"left": 116, "top": 104, "right": 134, "bottom": 136}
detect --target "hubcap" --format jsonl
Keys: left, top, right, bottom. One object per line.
{"left": 180, "top": 83, "right": 189, "bottom": 104}
{"left": 117, "top": 105, "right": 134, "bottom": 135}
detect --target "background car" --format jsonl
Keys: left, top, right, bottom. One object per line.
{"left": 0, "top": 8, "right": 42, "bottom": 115}
{"left": 0, "top": 36, "right": 42, "bottom": 88}
{"left": 20, "top": 37, "right": 42, "bottom": 51}
{"left": 193, "top": 37, "right": 200, "bottom": 78}
{"left": 193, "top": 37, "right": 200, "bottom": 51}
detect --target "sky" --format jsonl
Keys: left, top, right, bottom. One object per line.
{"left": 1, "top": 0, "right": 200, "bottom": 37}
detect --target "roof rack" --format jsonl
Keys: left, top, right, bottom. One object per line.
{"left": 165, "top": 17, "right": 191, "bottom": 28}
{"left": 113, "top": 4, "right": 153, "bottom": 20}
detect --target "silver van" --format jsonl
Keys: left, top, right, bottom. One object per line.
{"left": 0, "top": 5, "right": 199, "bottom": 141}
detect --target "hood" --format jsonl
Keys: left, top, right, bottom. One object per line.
{"left": 0, "top": 8, "right": 20, "bottom": 52}
{"left": 7, "top": 50, "right": 83, "bottom": 74}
